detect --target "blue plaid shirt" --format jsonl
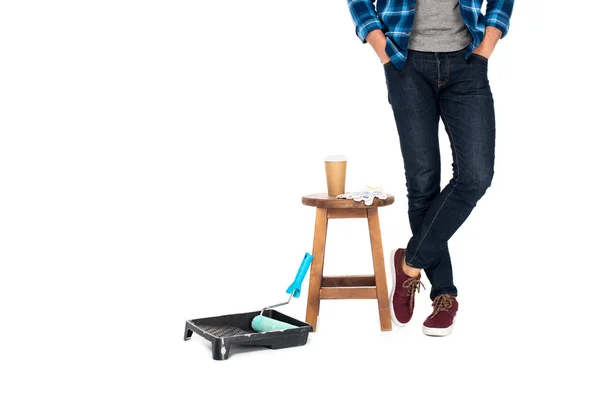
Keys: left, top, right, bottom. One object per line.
{"left": 346, "top": 0, "right": 514, "bottom": 70}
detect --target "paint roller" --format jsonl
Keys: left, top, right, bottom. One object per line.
{"left": 251, "top": 252, "right": 313, "bottom": 332}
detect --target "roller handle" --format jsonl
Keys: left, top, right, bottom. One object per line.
{"left": 286, "top": 252, "right": 313, "bottom": 298}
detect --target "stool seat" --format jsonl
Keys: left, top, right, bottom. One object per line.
{"left": 302, "top": 192, "right": 394, "bottom": 332}
{"left": 302, "top": 193, "right": 395, "bottom": 209}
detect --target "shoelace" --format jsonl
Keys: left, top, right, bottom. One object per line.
{"left": 430, "top": 294, "right": 454, "bottom": 318}
{"left": 402, "top": 276, "right": 425, "bottom": 311}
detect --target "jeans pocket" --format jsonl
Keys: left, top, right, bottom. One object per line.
{"left": 383, "top": 60, "right": 393, "bottom": 69}
{"left": 470, "top": 53, "right": 489, "bottom": 64}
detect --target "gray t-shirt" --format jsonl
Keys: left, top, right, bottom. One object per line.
{"left": 407, "top": 0, "right": 473, "bottom": 52}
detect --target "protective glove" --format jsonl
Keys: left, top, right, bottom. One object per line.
{"left": 336, "top": 185, "right": 387, "bottom": 205}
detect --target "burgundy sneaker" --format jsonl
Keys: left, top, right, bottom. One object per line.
{"left": 422, "top": 294, "right": 459, "bottom": 336}
{"left": 389, "top": 248, "right": 425, "bottom": 326}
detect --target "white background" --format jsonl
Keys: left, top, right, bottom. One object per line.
{"left": 1, "top": 1, "right": 599, "bottom": 399}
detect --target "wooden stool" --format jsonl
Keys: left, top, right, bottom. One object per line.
{"left": 302, "top": 193, "right": 395, "bottom": 332}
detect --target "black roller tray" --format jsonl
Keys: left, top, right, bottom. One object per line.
{"left": 184, "top": 309, "right": 313, "bottom": 360}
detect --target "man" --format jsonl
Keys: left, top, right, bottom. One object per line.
{"left": 346, "top": 0, "right": 514, "bottom": 336}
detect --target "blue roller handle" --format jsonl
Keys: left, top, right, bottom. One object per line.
{"left": 286, "top": 252, "right": 313, "bottom": 298}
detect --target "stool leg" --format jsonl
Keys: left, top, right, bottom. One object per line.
{"left": 367, "top": 208, "right": 392, "bottom": 331}
{"left": 306, "top": 207, "right": 328, "bottom": 332}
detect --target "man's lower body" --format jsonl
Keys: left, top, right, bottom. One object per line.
{"left": 383, "top": 45, "right": 495, "bottom": 336}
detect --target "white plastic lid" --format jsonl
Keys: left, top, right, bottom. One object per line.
{"left": 324, "top": 154, "right": 347, "bottom": 162}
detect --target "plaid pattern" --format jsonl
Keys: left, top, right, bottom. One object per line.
{"left": 346, "top": 0, "right": 514, "bottom": 69}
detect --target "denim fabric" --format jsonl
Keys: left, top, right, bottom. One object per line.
{"left": 383, "top": 45, "right": 495, "bottom": 299}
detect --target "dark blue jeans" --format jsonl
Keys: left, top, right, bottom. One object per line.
{"left": 383, "top": 45, "right": 495, "bottom": 300}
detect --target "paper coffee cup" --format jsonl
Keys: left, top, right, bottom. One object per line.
{"left": 324, "top": 154, "right": 347, "bottom": 196}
